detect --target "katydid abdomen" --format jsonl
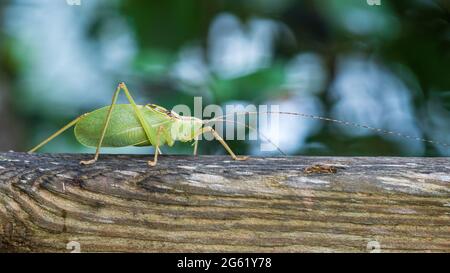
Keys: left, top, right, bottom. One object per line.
{"left": 75, "top": 104, "right": 178, "bottom": 148}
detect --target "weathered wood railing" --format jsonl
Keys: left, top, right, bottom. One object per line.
{"left": 0, "top": 152, "right": 449, "bottom": 252}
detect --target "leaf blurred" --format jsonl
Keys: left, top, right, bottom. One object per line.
{"left": 0, "top": 0, "right": 449, "bottom": 156}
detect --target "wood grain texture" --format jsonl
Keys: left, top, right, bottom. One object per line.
{"left": 0, "top": 152, "right": 449, "bottom": 253}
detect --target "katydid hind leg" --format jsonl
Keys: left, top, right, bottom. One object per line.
{"left": 80, "top": 84, "right": 122, "bottom": 165}
{"left": 28, "top": 115, "right": 85, "bottom": 153}
{"left": 80, "top": 82, "right": 158, "bottom": 166}
{"left": 120, "top": 82, "right": 163, "bottom": 155}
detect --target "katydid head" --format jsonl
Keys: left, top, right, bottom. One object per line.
{"left": 172, "top": 116, "right": 203, "bottom": 142}
{"left": 146, "top": 104, "right": 203, "bottom": 142}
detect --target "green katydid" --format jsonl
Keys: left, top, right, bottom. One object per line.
{"left": 28, "top": 82, "right": 249, "bottom": 166}
{"left": 29, "top": 82, "right": 449, "bottom": 166}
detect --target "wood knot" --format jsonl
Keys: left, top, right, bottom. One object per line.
{"left": 303, "top": 164, "right": 341, "bottom": 174}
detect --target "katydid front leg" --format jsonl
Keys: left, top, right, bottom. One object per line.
{"left": 200, "top": 126, "right": 249, "bottom": 161}
{"left": 193, "top": 138, "right": 198, "bottom": 156}
{"left": 148, "top": 126, "right": 164, "bottom": 167}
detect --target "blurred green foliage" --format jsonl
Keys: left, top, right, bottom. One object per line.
{"left": 0, "top": 0, "right": 449, "bottom": 156}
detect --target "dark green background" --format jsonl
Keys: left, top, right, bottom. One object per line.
{"left": 0, "top": 0, "right": 449, "bottom": 156}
